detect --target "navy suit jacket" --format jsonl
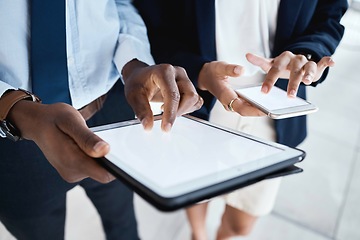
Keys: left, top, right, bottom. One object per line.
{"left": 134, "top": 0, "right": 347, "bottom": 147}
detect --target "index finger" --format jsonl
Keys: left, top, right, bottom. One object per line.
{"left": 262, "top": 53, "right": 292, "bottom": 94}
{"left": 152, "top": 64, "right": 180, "bottom": 132}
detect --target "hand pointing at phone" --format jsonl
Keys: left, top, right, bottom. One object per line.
{"left": 246, "top": 52, "right": 335, "bottom": 97}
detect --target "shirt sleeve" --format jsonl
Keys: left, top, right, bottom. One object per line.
{"left": 0, "top": 81, "right": 16, "bottom": 97}
{"left": 113, "top": 0, "right": 155, "bottom": 81}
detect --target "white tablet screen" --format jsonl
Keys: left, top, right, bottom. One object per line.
{"left": 94, "top": 116, "right": 299, "bottom": 197}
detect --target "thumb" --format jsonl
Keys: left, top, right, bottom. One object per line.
{"left": 214, "top": 61, "right": 244, "bottom": 78}
{"left": 246, "top": 53, "right": 272, "bottom": 73}
{"left": 76, "top": 129, "right": 110, "bottom": 158}
{"left": 59, "top": 115, "right": 110, "bottom": 158}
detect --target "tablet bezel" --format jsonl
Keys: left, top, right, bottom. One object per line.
{"left": 92, "top": 115, "right": 305, "bottom": 211}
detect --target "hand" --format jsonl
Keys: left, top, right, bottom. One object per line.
{"left": 122, "top": 59, "right": 203, "bottom": 132}
{"left": 246, "top": 51, "right": 335, "bottom": 97}
{"left": 198, "top": 61, "right": 265, "bottom": 116}
{"left": 8, "top": 100, "right": 114, "bottom": 183}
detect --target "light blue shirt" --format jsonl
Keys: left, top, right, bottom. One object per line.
{"left": 0, "top": 0, "right": 154, "bottom": 109}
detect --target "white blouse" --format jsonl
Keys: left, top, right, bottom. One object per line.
{"left": 215, "top": 0, "right": 280, "bottom": 88}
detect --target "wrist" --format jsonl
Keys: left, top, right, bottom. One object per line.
{"left": 0, "top": 89, "right": 41, "bottom": 141}
{"left": 121, "top": 58, "right": 148, "bottom": 82}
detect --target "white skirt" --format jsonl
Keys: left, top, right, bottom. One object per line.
{"left": 209, "top": 100, "right": 281, "bottom": 216}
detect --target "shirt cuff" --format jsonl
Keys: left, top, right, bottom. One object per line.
{"left": 0, "top": 81, "right": 16, "bottom": 97}
{"left": 113, "top": 34, "right": 155, "bottom": 83}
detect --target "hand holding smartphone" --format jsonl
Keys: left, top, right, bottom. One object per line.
{"left": 235, "top": 85, "right": 318, "bottom": 119}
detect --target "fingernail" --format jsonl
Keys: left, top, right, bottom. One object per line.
{"left": 141, "top": 118, "right": 150, "bottom": 131}
{"left": 304, "top": 74, "right": 313, "bottom": 84}
{"left": 329, "top": 58, "right": 334, "bottom": 64}
{"left": 198, "top": 96, "right": 204, "bottom": 104}
{"left": 163, "top": 123, "right": 172, "bottom": 132}
{"left": 93, "top": 141, "right": 108, "bottom": 153}
{"left": 289, "top": 90, "right": 297, "bottom": 97}
{"left": 141, "top": 118, "right": 148, "bottom": 126}
{"left": 261, "top": 85, "right": 268, "bottom": 94}
{"left": 234, "top": 66, "right": 242, "bottom": 74}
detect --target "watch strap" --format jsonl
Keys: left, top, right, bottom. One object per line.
{"left": 0, "top": 89, "right": 41, "bottom": 121}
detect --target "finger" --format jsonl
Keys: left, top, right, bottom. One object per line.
{"left": 302, "top": 61, "right": 317, "bottom": 85}
{"left": 152, "top": 64, "right": 180, "bottom": 132}
{"left": 246, "top": 53, "right": 273, "bottom": 73}
{"left": 219, "top": 85, "right": 264, "bottom": 117}
{"left": 287, "top": 55, "right": 308, "bottom": 97}
{"left": 195, "top": 96, "right": 204, "bottom": 112}
{"left": 218, "top": 85, "right": 240, "bottom": 111}
{"left": 67, "top": 137, "right": 115, "bottom": 183}
{"left": 177, "top": 96, "right": 204, "bottom": 116}
{"left": 125, "top": 88, "right": 154, "bottom": 131}
{"left": 231, "top": 97, "right": 266, "bottom": 116}
{"left": 56, "top": 111, "right": 111, "bottom": 158}
{"left": 262, "top": 52, "right": 292, "bottom": 94}
{"left": 315, "top": 57, "right": 335, "bottom": 81}
{"left": 68, "top": 154, "right": 115, "bottom": 184}
{"left": 174, "top": 67, "right": 203, "bottom": 116}
{"left": 200, "top": 61, "right": 244, "bottom": 100}
{"left": 173, "top": 67, "right": 198, "bottom": 115}
{"left": 76, "top": 153, "right": 116, "bottom": 184}
{"left": 49, "top": 129, "right": 114, "bottom": 184}
{"left": 214, "top": 61, "right": 244, "bottom": 78}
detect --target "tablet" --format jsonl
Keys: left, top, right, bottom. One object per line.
{"left": 92, "top": 115, "right": 305, "bottom": 211}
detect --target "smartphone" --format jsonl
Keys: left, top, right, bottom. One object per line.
{"left": 235, "top": 85, "right": 318, "bottom": 119}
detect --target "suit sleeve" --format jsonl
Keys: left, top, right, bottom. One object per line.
{"left": 277, "top": 0, "right": 348, "bottom": 84}
{"left": 133, "top": 0, "right": 209, "bottom": 88}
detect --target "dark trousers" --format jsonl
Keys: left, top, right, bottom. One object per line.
{"left": 0, "top": 81, "right": 139, "bottom": 240}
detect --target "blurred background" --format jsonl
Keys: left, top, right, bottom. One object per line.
{"left": 1, "top": 1, "right": 359, "bottom": 240}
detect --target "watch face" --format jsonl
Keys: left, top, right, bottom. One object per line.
{"left": 0, "top": 126, "right": 6, "bottom": 138}
{"left": 0, "top": 120, "right": 21, "bottom": 141}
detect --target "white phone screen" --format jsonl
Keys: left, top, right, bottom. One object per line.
{"left": 236, "top": 85, "right": 309, "bottom": 111}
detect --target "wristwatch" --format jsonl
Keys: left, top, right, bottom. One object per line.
{"left": 0, "top": 89, "right": 41, "bottom": 141}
